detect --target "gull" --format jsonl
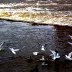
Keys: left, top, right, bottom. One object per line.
{"left": 65, "top": 52, "right": 72, "bottom": 60}
{"left": 68, "top": 42, "right": 72, "bottom": 45}
{"left": 49, "top": 49, "right": 60, "bottom": 60}
{"left": 9, "top": 48, "right": 20, "bottom": 54}
{"left": 41, "top": 45, "right": 45, "bottom": 51}
{"left": 0, "top": 42, "right": 4, "bottom": 51}
{"left": 69, "top": 35, "right": 72, "bottom": 39}
{"left": 33, "top": 52, "right": 39, "bottom": 56}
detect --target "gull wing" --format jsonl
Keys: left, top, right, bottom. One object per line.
{"left": 69, "top": 35, "right": 72, "bottom": 39}
{"left": 49, "top": 49, "right": 56, "bottom": 54}
{"left": 68, "top": 52, "right": 72, "bottom": 57}
{"left": 68, "top": 42, "right": 72, "bottom": 45}
{"left": 14, "top": 49, "right": 20, "bottom": 51}
{"left": 0, "top": 42, "right": 4, "bottom": 51}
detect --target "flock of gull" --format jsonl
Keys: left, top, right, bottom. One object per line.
{"left": 33, "top": 35, "right": 72, "bottom": 62}
{"left": 0, "top": 35, "right": 72, "bottom": 64}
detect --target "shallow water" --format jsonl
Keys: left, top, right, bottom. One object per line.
{"left": 0, "top": 20, "right": 72, "bottom": 72}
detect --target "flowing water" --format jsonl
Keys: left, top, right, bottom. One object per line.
{"left": 0, "top": 20, "right": 72, "bottom": 72}
{"left": 0, "top": 1, "right": 72, "bottom": 25}
{"left": 0, "top": 0, "right": 72, "bottom": 72}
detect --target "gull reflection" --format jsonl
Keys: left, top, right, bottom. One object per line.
{"left": 37, "top": 43, "right": 47, "bottom": 51}
{"left": 40, "top": 56, "right": 45, "bottom": 61}
{"left": 9, "top": 48, "right": 20, "bottom": 54}
{"left": 49, "top": 49, "right": 60, "bottom": 60}
{"left": 69, "top": 35, "right": 72, "bottom": 39}
{"left": 40, "top": 56, "right": 48, "bottom": 66}
{"left": 41, "top": 62, "right": 48, "bottom": 66}
{"left": 65, "top": 52, "right": 72, "bottom": 60}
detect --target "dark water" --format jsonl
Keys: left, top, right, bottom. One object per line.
{"left": 0, "top": 20, "right": 72, "bottom": 72}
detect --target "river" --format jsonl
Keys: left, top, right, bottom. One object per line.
{"left": 0, "top": 20, "right": 72, "bottom": 72}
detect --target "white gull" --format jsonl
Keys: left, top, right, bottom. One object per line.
{"left": 69, "top": 35, "right": 72, "bottom": 39}
{"left": 9, "top": 48, "right": 20, "bottom": 54}
{"left": 68, "top": 42, "right": 72, "bottom": 45}
{"left": 33, "top": 52, "right": 39, "bottom": 56}
{"left": 49, "top": 49, "right": 60, "bottom": 60}
{"left": 0, "top": 42, "right": 4, "bottom": 51}
{"left": 65, "top": 52, "right": 72, "bottom": 60}
{"left": 41, "top": 45, "right": 45, "bottom": 51}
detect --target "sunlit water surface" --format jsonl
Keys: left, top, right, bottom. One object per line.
{"left": 0, "top": 2, "right": 72, "bottom": 26}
